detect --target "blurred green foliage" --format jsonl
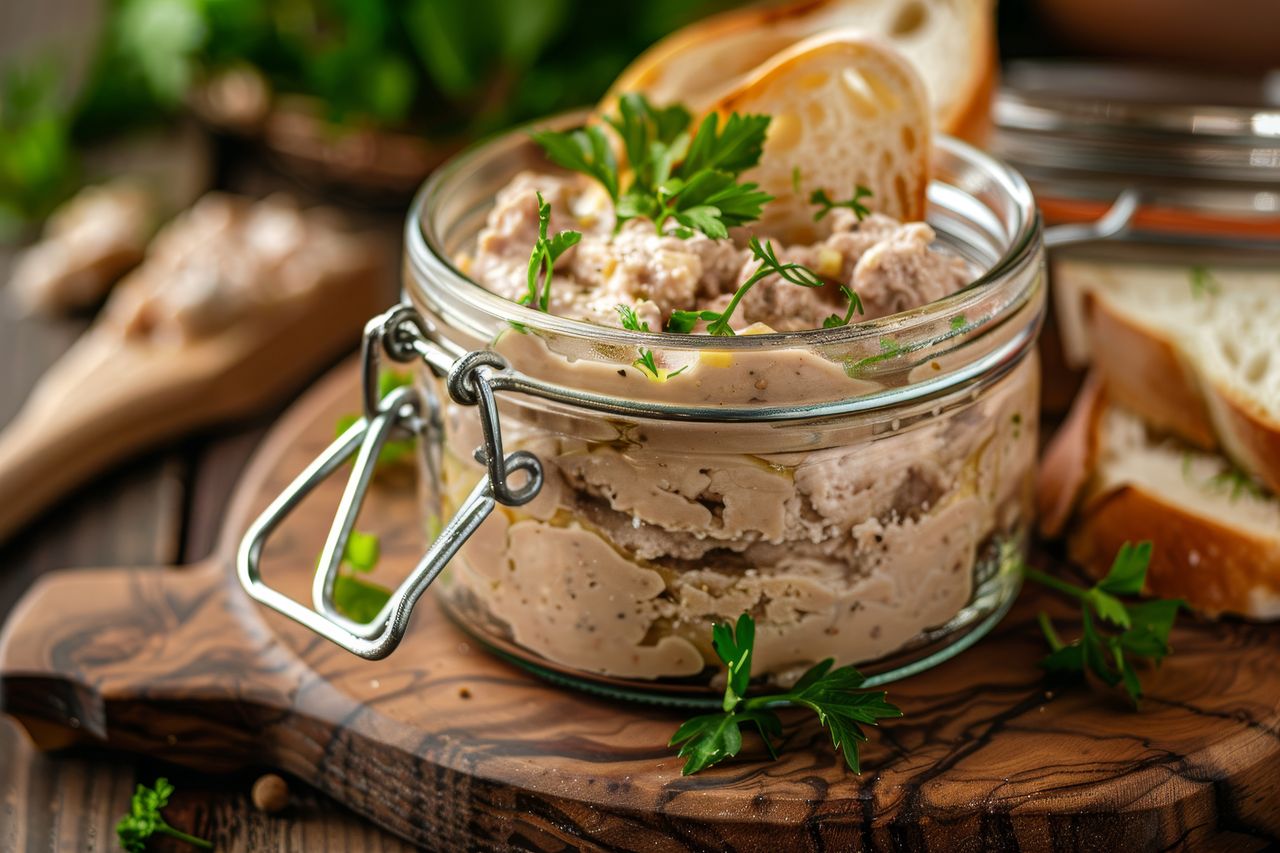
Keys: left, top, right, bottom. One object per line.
{"left": 0, "top": 62, "right": 79, "bottom": 236}
{"left": 77, "top": 0, "right": 743, "bottom": 136}
{"left": 1, "top": 0, "right": 741, "bottom": 234}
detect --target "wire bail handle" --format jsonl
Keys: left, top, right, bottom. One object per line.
{"left": 1042, "top": 189, "right": 1141, "bottom": 250}
{"left": 236, "top": 304, "right": 543, "bottom": 660}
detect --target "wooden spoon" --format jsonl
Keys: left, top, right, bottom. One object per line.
{"left": 0, "top": 194, "right": 387, "bottom": 541}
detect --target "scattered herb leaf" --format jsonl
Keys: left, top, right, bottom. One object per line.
{"left": 822, "top": 285, "right": 865, "bottom": 328}
{"left": 529, "top": 126, "right": 619, "bottom": 200}
{"left": 1189, "top": 265, "right": 1221, "bottom": 299}
{"left": 522, "top": 191, "right": 582, "bottom": 311}
{"left": 615, "top": 304, "right": 663, "bottom": 379}
{"left": 810, "top": 186, "right": 872, "bottom": 222}
{"left": 843, "top": 337, "right": 903, "bottom": 376}
{"left": 669, "top": 237, "right": 824, "bottom": 336}
{"left": 1025, "top": 541, "right": 1184, "bottom": 706}
{"left": 1206, "top": 464, "right": 1268, "bottom": 501}
{"left": 950, "top": 314, "right": 967, "bottom": 331}
{"left": 669, "top": 612, "right": 901, "bottom": 775}
{"left": 790, "top": 165, "right": 802, "bottom": 194}
{"left": 330, "top": 530, "right": 391, "bottom": 622}
{"left": 335, "top": 370, "right": 416, "bottom": 467}
{"left": 116, "top": 778, "right": 212, "bottom": 852}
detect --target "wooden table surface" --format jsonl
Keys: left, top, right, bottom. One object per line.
{"left": 0, "top": 176, "right": 419, "bottom": 851}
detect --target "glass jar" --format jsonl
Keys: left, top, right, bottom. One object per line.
{"left": 993, "top": 61, "right": 1280, "bottom": 413}
{"left": 238, "top": 113, "right": 1046, "bottom": 705}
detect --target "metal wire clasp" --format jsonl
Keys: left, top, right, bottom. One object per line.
{"left": 236, "top": 304, "right": 543, "bottom": 659}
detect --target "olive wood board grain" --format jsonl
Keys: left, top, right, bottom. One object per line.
{"left": 1, "top": 361, "right": 1277, "bottom": 852}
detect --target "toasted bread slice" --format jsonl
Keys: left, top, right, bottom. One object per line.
{"left": 1052, "top": 257, "right": 1280, "bottom": 494}
{"left": 705, "top": 32, "right": 930, "bottom": 244}
{"left": 1038, "top": 382, "right": 1280, "bottom": 620}
{"left": 603, "top": 0, "right": 996, "bottom": 142}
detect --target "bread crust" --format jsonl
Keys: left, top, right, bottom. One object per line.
{"left": 1084, "top": 291, "right": 1217, "bottom": 448}
{"left": 1085, "top": 291, "right": 1280, "bottom": 493}
{"left": 602, "top": 0, "right": 994, "bottom": 139}
{"left": 1205, "top": 382, "right": 1280, "bottom": 496}
{"left": 1070, "top": 485, "right": 1280, "bottom": 620}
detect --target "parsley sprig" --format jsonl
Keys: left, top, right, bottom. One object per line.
{"left": 1189, "top": 265, "right": 1221, "bottom": 299}
{"left": 614, "top": 304, "right": 687, "bottom": 380}
{"left": 533, "top": 94, "right": 773, "bottom": 239}
{"left": 667, "top": 237, "right": 824, "bottom": 335}
{"left": 823, "top": 285, "right": 865, "bottom": 328}
{"left": 810, "top": 186, "right": 873, "bottom": 222}
{"left": 1025, "top": 541, "right": 1184, "bottom": 706}
{"left": 335, "top": 370, "right": 416, "bottom": 468}
{"left": 330, "top": 530, "right": 391, "bottom": 623}
{"left": 669, "top": 613, "right": 902, "bottom": 775}
{"left": 522, "top": 191, "right": 582, "bottom": 312}
{"left": 116, "top": 778, "right": 212, "bottom": 852}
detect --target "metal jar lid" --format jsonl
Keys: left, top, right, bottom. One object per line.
{"left": 993, "top": 61, "right": 1280, "bottom": 224}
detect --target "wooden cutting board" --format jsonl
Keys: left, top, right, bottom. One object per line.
{"left": 1, "top": 361, "right": 1277, "bottom": 852}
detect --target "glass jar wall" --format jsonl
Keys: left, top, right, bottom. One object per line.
{"left": 401, "top": 117, "right": 1046, "bottom": 701}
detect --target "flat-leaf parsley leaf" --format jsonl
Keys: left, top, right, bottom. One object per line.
{"left": 1025, "top": 541, "right": 1184, "bottom": 706}
{"left": 116, "top": 778, "right": 212, "bottom": 852}
{"left": 669, "top": 612, "right": 901, "bottom": 775}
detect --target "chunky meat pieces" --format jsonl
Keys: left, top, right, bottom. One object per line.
{"left": 468, "top": 172, "right": 969, "bottom": 332}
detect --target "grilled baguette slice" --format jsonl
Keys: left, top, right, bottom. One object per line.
{"left": 603, "top": 0, "right": 996, "bottom": 142}
{"left": 1053, "top": 258, "right": 1280, "bottom": 495}
{"left": 1038, "top": 378, "right": 1280, "bottom": 620}
{"left": 705, "top": 32, "right": 931, "bottom": 243}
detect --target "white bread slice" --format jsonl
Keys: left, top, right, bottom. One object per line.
{"left": 706, "top": 32, "right": 931, "bottom": 244}
{"left": 603, "top": 0, "right": 996, "bottom": 143}
{"left": 1052, "top": 258, "right": 1280, "bottom": 495}
{"left": 1038, "top": 380, "right": 1280, "bottom": 620}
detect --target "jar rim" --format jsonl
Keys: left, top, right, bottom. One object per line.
{"left": 404, "top": 110, "right": 1042, "bottom": 354}
{"left": 995, "top": 60, "right": 1280, "bottom": 191}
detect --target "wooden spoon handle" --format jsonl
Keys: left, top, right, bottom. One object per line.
{"left": 0, "top": 560, "right": 315, "bottom": 771}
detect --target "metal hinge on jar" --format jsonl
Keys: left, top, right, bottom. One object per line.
{"left": 236, "top": 305, "right": 542, "bottom": 660}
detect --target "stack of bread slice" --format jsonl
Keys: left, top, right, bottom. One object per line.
{"left": 1039, "top": 259, "right": 1280, "bottom": 619}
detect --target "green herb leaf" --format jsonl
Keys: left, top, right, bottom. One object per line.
{"left": 776, "top": 660, "right": 902, "bottom": 773}
{"left": 532, "top": 94, "right": 772, "bottom": 239}
{"left": 333, "top": 573, "right": 392, "bottom": 623}
{"left": 605, "top": 93, "right": 691, "bottom": 192}
{"left": 530, "top": 126, "right": 619, "bottom": 200}
{"left": 669, "top": 613, "right": 900, "bottom": 775}
{"left": 711, "top": 612, "right": 755, "bottom": 711}
{"left": 679, "top": 111, "right": 771, "bottom": 178}
{"left": 810, "top": 186, "right": 873, "bottom": 222}
{"left": 614, "top": 304, "right": 670, "bottom": 380}
{"left": 344, "top": 530, "right": 381, "bottom": 573}
{"left": 1189, "top": 265, "right": 1221, "bottom": 299}
{"left": 116, "top": 778, "right": 212, "bottom": 852}
{"left": 844, "top": 337, "right": 903, "bottom": 376}
{"left": 523, "top": 191, "right": 582, "bottom": 311}
{"left": 822, "top": 285, "right": 865, "bottom": 328}
{"left": 1097, "top": 541, "right": 1152, "bottom": 596}
{"left": 658, "top": 168, "right": 772, "bottom": 237}
{"left": 334, "top": 370, "right": 417, "bottom": 468}
{"left": 675, "top": 236, "right": 824, "bottom": 337}
{"left": 326, "top": 530, "right": 392, "bottom": 623}
{"left": 1025, "top": 542, "right": 1184, "bottom": 708}
{"left": 666, "top": 309, "right": 720, "bottom": 334}
{"left": 668, "top": 710, "right": 747, "bottom": 776}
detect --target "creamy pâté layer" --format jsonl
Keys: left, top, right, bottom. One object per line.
{"left": 436, "top": 170, "right": 1036, "bottom": 683}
